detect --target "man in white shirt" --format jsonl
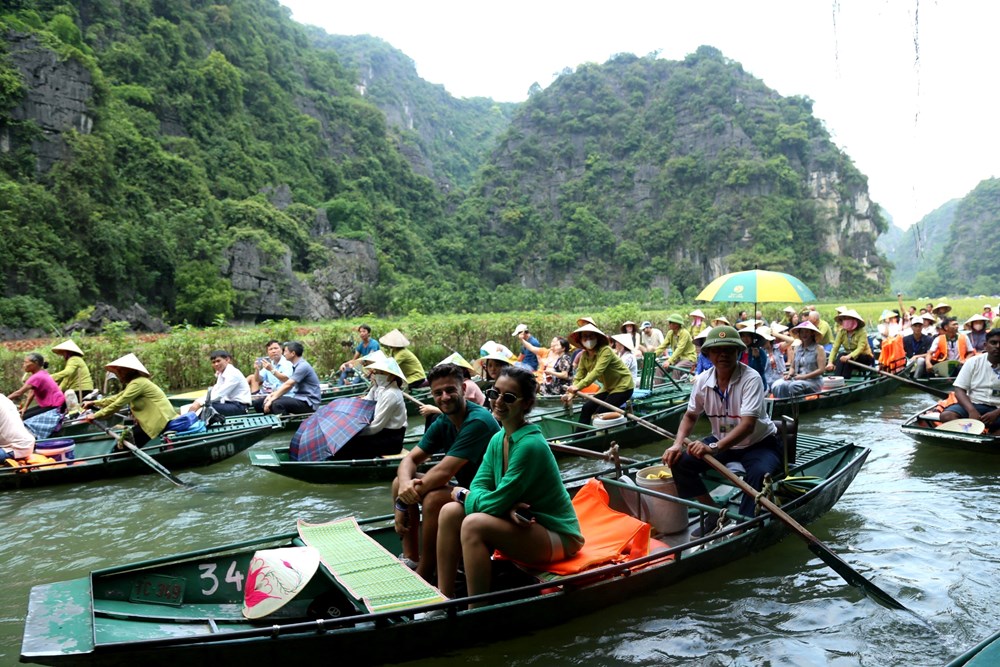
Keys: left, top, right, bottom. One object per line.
{"left": 189, "top": 350, "right": 252, "bottom": 417}
{"left": 0, "top": 394, "right": 35, "bottom": 461}
{"left": 638, "top": 320, "right": 664, "bottom": 354}
{"left": 940, "top": 328, "right": 1000, "bottom": 431}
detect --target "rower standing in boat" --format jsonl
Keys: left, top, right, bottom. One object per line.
{"left": 938, "top": 328, "right": 1000, "bottom": 432}
{"left": 393, "top": 363, "right": 500, "bottom": 583}
{"left": 82, "top": 354, "right": 177, "bottom": 447}
{"left": 436, "top": 366, "right": 583, "bottom": 607}
{"left": 662, "top": 326, "right": 782, "bottom": 535}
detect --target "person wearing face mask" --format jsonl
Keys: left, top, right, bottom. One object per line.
{"left": 688, "top": 309, "right": 708, "bottom": 339}
{"left": 825, "top": 310, "right": 873, "bottom": 379}
{"left": 964, "top": 314, "right": 991, "bottom": 354}
{"left": 332, "top": 357, "right": 408, "bottom": 460}
{"left": 561, "top": 324, "right": 634, "bottom": 427}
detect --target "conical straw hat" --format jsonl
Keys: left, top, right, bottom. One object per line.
{"left": 105, "top": 353, "right": 150, "bottom": 377}
{"left": 379, "top": 329, "right": 410, "bottom": 348}
{"left": 568, "top": 324, "right": 609, "bottom": 350}
{"left": 436, "top": 352, "right": 474, "bottom": 371}
{"left": 242, "top": 546, "right": 321, "bottom": 620}
{"left": 610, "top": 333, "right": 637, "bottom": 352}
{"left": 52, "top": 339, "right": 83, "bottom": 356}
{"left": 367, "top": 356, "right": 406, "bottom": 381}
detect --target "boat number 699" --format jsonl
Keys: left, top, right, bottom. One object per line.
{"left": 198, "top": 561, "right": 244, "bottom": 595}
{"left": 210, "top": 443, "right": 236, "bottom": 460}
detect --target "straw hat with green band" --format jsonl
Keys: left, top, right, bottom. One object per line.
{"left": 699, "top": 325, "right": 747, "bottom": 351}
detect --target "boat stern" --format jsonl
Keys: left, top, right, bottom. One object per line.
{"left": 21, "top": 578, "right": 95, "bottom": 664}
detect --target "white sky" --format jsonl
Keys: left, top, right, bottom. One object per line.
{"left": 280, "top": 0, "right": 1000, "bottom": 230}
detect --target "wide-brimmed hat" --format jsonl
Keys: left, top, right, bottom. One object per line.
{"left": 666, "top": 313, "right": 685, "bottom": 326}
{"left": 736, "top": 319, "right": 764, "bottom": 330}
{"left": 783, "top": 306, "right": 797, "bottom": 314}
{"left": 610, "top": 333, "right": 637, "bottom": 352}
{"left": 835, "top": 306, "right": 848, "bottom": 314}
{"left": 879, "top": 309, "right": 900, "bottom": 322}
{"left": 689, "top": 309, "right": 706, "bottom": 319}
{"left": 52, "top": 339, "right": 83, "bottom": 356}
{"left": 793, "top": 321, "right": 822, "bottom": 335}
{"left": 700, "top": 325, "right": 746, "bottom": 351}
{"left": 755, "top": 326, "right": 775, "bottom": 341}
{"left": 379, "top": 329, "right": 410, "bottom": 348}
{"left": 835, "top": 309, "right": 866, "bottom": 325}
{"left": 771, "top": 322, "right": 789, "bottom": 334}
{"left": 911, "top": 313, "right": 934, "bottom": 325}
{"left": 105, "top": 353, "right": 150, "bottom": 377}
{"left": 711, "top": 316, "right": 731, "bottom": 326}
{"left": 577, "top": 316, "right": 596, "bottom": 327}
{"left": 619, "top": 321, "right": 637, "bottom": 332}
{"left": 984, "top": 304, "right": 994, "bottom": 311}
{"left": 481, "top": 350, "right": 514, "bottom": 365}
{"left": 965, "top": 314, "right": 991, "bottom": 325}
{"left": 367, "top": 356, "right": 406, "bottom": 381}
{"left": 512, "top": 323, "right": 529, "bottom": 336}
{"left": 694, "top": 326, "right": 713, "bottom": 341}
{"left": 360, "top": 349, "right": 388, "bottom": 365}
{"left": 568, "top": 324, "right": 609, "bottom": 350}
{"left": 479, "top": 341, "right": 516, "bottom": 360}
{"left": 932, "top": 302, "right": 952, "bottom": 314}
{"left": 436, "top": 352, "right": 474, "bottom": 371}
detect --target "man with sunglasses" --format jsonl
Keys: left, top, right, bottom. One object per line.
{"left": 392, "top": 363, "right": 500, "bottom": 583}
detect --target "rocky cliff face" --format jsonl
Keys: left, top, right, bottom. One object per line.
{"left": 4, "top": 31, "right": 94, "bottom": 173}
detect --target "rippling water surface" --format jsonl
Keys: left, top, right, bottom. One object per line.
{"left": 2, "top": 389, "right": 998, "bottom": 666}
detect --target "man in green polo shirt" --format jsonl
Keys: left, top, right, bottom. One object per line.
{"left": 393, "top": 363, "right": 500, "bottom": 583}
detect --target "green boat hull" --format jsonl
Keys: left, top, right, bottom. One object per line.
{"left": 21, "top": 434, "right": 868, "bottom": 666}
{"left": 3, "top": 415, "right": 281, "bottom": 490}
{"left": 768, "top": 374, "right": 899, "bottom": 420}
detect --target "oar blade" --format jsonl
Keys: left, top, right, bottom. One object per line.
{"left": 806, "top": 543, "right": 908, "bottom": 610}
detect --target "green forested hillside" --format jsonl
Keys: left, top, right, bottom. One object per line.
{"left": 1, "top": 5, "right": 891, "bottom": 331}
{"left": 935, "top": 178, "right": 1000, "bottom": 295}
{"left": 308, "top": 33, "right": 516, "bottom": 189}
{"left": 880, "top": 200, "right": 957, "bottom": 295}
{"left": 452, "top": 48, "right": 888, "bottom": 300}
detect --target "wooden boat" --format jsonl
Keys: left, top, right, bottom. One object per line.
{"left": 944, "top": 628, "right": 1000, "bottom": 666}
{"left": 2, "top": 415, "right": 282, "bottom": 490}
{"left": 20, "top": 433, "right": 869, "bottom": 666}
{"left": 768, "top": 373, "right": 899, "bottom": 420}
{"left": 167, "top": 381, "right": 367, "bottom": 410}
{"left": 900, "top": 406, "right": 1000, "bottom": 452}
{"left": 248, "top": 389, "right": 691, "bottom": 485}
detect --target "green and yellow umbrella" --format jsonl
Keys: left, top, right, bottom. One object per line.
{"left": 695, "top": 269, "right": 816, "bottom": 304}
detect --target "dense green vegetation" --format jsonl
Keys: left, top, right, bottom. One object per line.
{"left": 935, "top": 178, "right": 1000, "bottom": 296}
{"left": 453, "top": 48, "right": 887, "bottom": 301}
{"left": 1, "top": 5, "right": 891, "bottom": 332}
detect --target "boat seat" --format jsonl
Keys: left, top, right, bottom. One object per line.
{"left": 920, "top": 411, "right": 942, "bottom": 421}
{"left": 296, "top": 518, "right": 447, "bottom": 613}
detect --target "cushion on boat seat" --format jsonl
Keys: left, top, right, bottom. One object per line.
{"left": 297, "top": 518, "right": 446, "bottom": 613}
{"left": 498, "top": 479, "right": 660, "bottom": 577}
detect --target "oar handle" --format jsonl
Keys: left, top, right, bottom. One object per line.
{"left": 402, "top": 392, "right": 425, "bottom": 407}
{"left": 91, "top": 420, "right": 195, "bottom": 490}
{"left": 577, "top": 393, "right": 677, "bottom": 441}
{"left": 547, "top": 440, "right": 636, "bottom": 464}
{"left": 846, "top": 359, "right": 950, "bottom": 399}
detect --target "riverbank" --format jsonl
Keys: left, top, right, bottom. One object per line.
{"left": 2, "top": 297, "right": 990, "bottom": 393}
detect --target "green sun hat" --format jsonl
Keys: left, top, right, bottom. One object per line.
{"left": 700, "top": 325, "right": 747, "bottom": 351}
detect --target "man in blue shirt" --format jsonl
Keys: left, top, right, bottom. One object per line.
{"left": 512, "top": 323, "right": 541, "bottom": 371}
{"left": 262, "top": 341, "right": 322, "bottom": 415}
{"left": 337, "top": 325, "right": 380, "bottom": 384}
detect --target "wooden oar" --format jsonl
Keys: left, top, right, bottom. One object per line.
{"left": 547, "top": 440, "right": 636, "bottom": 465}
{"left": 576, "top": 392, "right": 912, "bottom": 612}
{"left": 92, "top": 420, "right": 197, "bottom": 490}
{"left": 846, "top": 359, "right": 950, "bottom": 399}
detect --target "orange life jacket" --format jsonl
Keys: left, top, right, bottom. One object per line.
{"left": 930, "top": 334, "right": 972, "bottom": 363}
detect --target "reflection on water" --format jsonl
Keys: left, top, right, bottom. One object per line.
{"left": 2, "top": 388, "right": 999, "bottom": 666}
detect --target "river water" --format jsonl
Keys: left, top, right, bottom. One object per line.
{"left": 1, "top": 388, "right": 996, "bottom": 666}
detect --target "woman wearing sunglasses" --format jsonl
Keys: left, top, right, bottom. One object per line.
{"left": 436, "top": 366, "right": 583, "bottom": 607}
{"left": 561, "top": 323, "right": 635, "bottom": 426}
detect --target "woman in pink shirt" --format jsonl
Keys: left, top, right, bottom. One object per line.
{"left": 6, "top": 353, "right": 65, "bottom": 419}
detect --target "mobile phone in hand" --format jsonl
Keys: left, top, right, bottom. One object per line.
{"left": 514, "top": 507, "right": 535, "bottom": 523}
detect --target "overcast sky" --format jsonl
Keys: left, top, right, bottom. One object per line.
{"left": 280, "top": 0, "right": 999, "bottom": 231}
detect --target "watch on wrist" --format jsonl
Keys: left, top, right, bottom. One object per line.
{"left": 708, "top": 442, "right": 719, "bottom": 452}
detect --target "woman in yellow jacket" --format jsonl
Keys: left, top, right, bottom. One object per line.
{"left": 82, "top": 354, "right": 177, "bottom": 447}
{"left": 825, "top": 310, "right": 874, "bottom": 379}
{"left": 562, "top": 324, "right": 634, "bottom": 426}
{"left": 49, "top": 339, "right": 95, "bottom": 400}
